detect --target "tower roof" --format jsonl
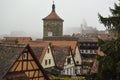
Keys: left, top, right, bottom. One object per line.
{"left": 43, "top": 3, "right": 63, "bottom": 21}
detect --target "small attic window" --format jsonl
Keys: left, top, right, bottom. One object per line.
{"left": 23, "top": 52, "right": 27, "bottom": 60}
{"left": 67, "top": 58, "right": 71, "bottom": 64}
{"left": 47, "top": 48, "right": 49, "bottom": 53}
{"left": 48, "top": 32, "right": 53, "bottom": 36}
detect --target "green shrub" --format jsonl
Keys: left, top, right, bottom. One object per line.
{"left": 49, "top": 75, "right": 86, "bottom": 80}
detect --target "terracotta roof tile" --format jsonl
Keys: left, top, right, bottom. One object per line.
{"left": 31, "top": 47, "right": 44, "bottom": 60}
{"left": 43, "top": 11, "right": 63, "bottom": 21}
{"left": 0, "top": 44, "right": 27, "bottom": 79}
{"left": 4, "top": 37, "right": 32, "bottom": 43}
{"left": 97, "top": 47, "right": 106, "bottom": 56}
{"left": 91, "top": 59, "right": 99, "bottom": 73}
{"left": 46, "top": 41, "right": 77, "bottom": 54}
{"left": 19, "top": 41, "right": 50, "bottom": 63}
{"left": 52, "top": 46, "right": 71, "bottom": 68}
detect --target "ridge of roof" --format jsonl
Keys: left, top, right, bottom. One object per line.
{"left": 46, "top": 41, "right": 77, "bottom": 54}
{"left": 0, "top": 44, "right": 27, "bottom": 79}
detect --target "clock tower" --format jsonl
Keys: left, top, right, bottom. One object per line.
{"left": 42, "top": 2, "right": 64, "bottom": 37}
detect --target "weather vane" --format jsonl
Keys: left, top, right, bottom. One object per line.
{"left": 53, "top": 0, "right": 54, "bottom": 4}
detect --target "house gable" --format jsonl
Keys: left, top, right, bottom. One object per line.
{"left": 0, "top": 44, "right": 49, "bottom": 80}
{"left": 63, "top": 48, "right": 75, "bottom": 76}
{"left": 41, "top": 45, "right": 55, "bottom": 68}
{"left": 19, "top": 41, "right": 55, "bottom": 69}
{"left": 52, "top": 46, "right": 76, "bottom": 76}
{"left": 74, "top": 46, "right": 82, "bottom": 65}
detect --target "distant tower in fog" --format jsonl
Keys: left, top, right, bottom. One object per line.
{"left": 42, "top": 2, "right": 64, "bottom": 37}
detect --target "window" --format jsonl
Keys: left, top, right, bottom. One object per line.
{"left": 67, "top": 58, "right": 71, "bottom": 64}
{"left": 92, "top": 44, "right": 95, "bottom": 46}
{"left": 76, "top": 61, "right": 79, "bottom": 64}
{"left": 45, "top": 60, "right": 47, "bottom": 65}
{"left": 49, "top": 59, "right": 51, "bottom": 64}
{"left": 81, "top": 50, "right": 84, "bottom": 53}
{"left": 47, "top": 48, "right": 49, "bottom": 53}
{"left": 83, "top": 43, "right": 86, "bottom": 46}
{"left": 90, "top": 50, "right": 92, "bottom": 53}
{"left": 23, "top": 53, "right": 27, "bottom": 60}
{"left": 88, "top": 43, "right": 90, "bottom": 46}
{"left": 48, "top": 32, "right": 53, "bottom": 36}
{"left": 67, "top": 69, "right": 69, "bottom": 75}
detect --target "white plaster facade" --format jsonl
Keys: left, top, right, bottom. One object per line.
{"left": 41, "top": 46, "right": 55, "bottom": 68}
{"left": 74, "top": 46, "right": 82, "bottom": 75}
{"left": 61, "top": 51, "right": 76, "bottom": 76}
{"left": 74, "top": 46, "right": 82, "bottom": 65}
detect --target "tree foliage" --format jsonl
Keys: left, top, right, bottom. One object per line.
{"left": 96, "top": 1, "right": 120, "bottom": 80}
{"left": 49, "top": 75, "right": 86, "bottom": 80}
{"left": 96, "top": 38, "right": 120, "bottom": 80}
{"left": 98, "top": 1, "right": 120, "bottom": 37}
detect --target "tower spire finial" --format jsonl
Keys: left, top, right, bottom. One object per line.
{"left": 53, "top": 0, "right": 54, "bottom": 4}
{"left": 52, "top": 0, "right": 55, "bottom": 12}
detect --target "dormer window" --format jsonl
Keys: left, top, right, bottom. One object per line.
{"left": 76, "top": 61, "right": 79, "bottom": 64}
{"left": 23, "top": 53, "right": 27, "bottom": 60}
{"left": 67, "top": 58, "right": 71, "bottom": 64}
{"left": 47, "top": 48, "right": 49, "bottom": 53}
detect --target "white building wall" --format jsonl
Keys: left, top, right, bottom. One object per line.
{"left": 74, "top": 46, "right": 82, "bottom": 65}
{"left": 42, "top": 46, "right": 55, "bottom": 68}
{"left": 74, "top": 46, "right": 82, "bottom": 75}
{"left": 63, "top": 52, "right": 76, "bottom": 76}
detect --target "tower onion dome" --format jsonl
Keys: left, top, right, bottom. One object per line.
{"left": 43, "top": 3, "right": 63, "bottom": 21}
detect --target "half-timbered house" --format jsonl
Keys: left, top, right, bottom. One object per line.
{"left": 0, "top": 44, "right": 49, "bottom": 80}
{"left": 78, "top": 37, "right": 98, "bottom": 75}
{"left": 19, "top": 41, "right": 56, "bottom": 75}
{"left": 46, "top": 41, "right": 82, "bottom": 75}
{"left": 52, "top": 45, "right": 75, "bottom": 76}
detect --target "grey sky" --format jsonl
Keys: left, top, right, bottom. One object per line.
{"left": 0, "top": 0, "right": 119, "bottom": 38}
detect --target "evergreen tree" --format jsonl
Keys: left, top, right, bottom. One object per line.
{"left": 96, "top": 1, "right": 120, "bottom": 80}
{"left": 98, "top": 1, "right": 120, "bottom": 37}
{"left": 96, "top": 38, "right": 120, "bottom": 80}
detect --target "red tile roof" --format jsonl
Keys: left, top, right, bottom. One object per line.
{"left": 91, "top": 59, "right": 98, "bottom": 73}
{"left": 43, "top": 11, "right": 63, "bottom": 21}
{"left": 19, "top": 41, "right": 50, "bottom": 63}
{"left": 97, "top": 47, "right": 106, "bottom": 56}
{"left": 0, "top": 40, "right": 2, "bottom": 43}
{"left": 4, "top": 37, "right": 32, "bottom": 43}
{"left": 52, "top": 46, "right": 71, "bottom": 68}
{"left": 46, "top": 41, "right": 77, "bottom": 54}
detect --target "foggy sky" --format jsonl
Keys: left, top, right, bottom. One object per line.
{"left": 0, "top": 0, "right": 119, "bottom": 38}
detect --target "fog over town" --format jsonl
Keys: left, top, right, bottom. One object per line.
{"left": 0, "top": 0, "right": 118, "bottom": 39}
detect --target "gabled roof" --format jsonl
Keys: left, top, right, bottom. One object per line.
{"left": 0, "top": 43, "right": 49, "bottom": 80}
{"left": 43, "top": 11, "right": 63, "bottom": 21}
{"left": 43, "top": 36, "right": 77, "bottom": 41}
{"left": 52, "top": 46, "right": 71, "bottom": 68}
{"left": 31, "top": 47, "right": 44, "bottom": 60}
{"left": 4, "top": 37, "right": 32, "bottom": 43}
{"left": 46, "top": 41, "right": 77, "bottom": 54}
{"left": 19, "top": 41, "right": 50, "bottom": 63}
{"left": 0, "top": 40, "right": 2, "bottom": 43}
{"left": 0, "top": 44, "right": 27, "bottom": 79}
